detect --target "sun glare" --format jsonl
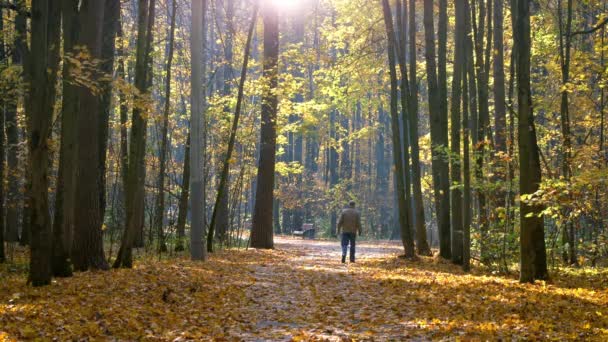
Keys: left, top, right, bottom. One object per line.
{"left": 269, "top": 0, "right": 305, "bottom": 12}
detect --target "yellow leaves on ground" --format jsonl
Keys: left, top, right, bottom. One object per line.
{"left": 1, "top": 237, "right": 608, "bottom": 341}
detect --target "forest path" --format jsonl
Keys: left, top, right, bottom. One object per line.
{"left": 240, "top": 237, "right": 406, "bottom": 341}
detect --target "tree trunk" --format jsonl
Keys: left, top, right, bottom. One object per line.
{"left": 450, "top": 0, "right": 465, "bottom": 265}
{"left": 72, "top": 0, "right": 110, "bottom": 272}
{"left": 251, "top": 1, "right": 279, "bottom": 249}
{"left": 462, "top": 0, "right": 474, "bottom": 272}
{"left": 438, "top": 0, "right": 450, "bottom": 256}
{"left": 472, "top": 0, "right": 490, "bottom": 258}
{"left": 208, "top": 4, "right": 257, "bottom": 251}
{"left": 408, "top": 0, "right": 431, "bottom": 256}
{"left": 0, "top": 8, "right": 5, "bottom": 262}
{"left": 558, "top": 0, "right": 576, "bottom": 266}
{"left": 175, "top": 131, "right": 190, "bottom": 252}
{"left": 214, "top": 0, "right": 235, "bottom": 247}
{"left": 394, "top": 0, "right": 415, "bottom": 253}
{"left": 382, "top": 0, "right": 415, "bottom": 258}
{"left": 153, "top": 0, "right": 177, "bottom": 254}
{"left": 493, "top": 0, "right": 507, "bottom": 154}
{"left": 27, "top": 0, "right": 61, "bottom": 286}
{"left": 189, "top": 0, "right": 208, "bottom": 260}
{"left": 51, "top": 0, "right": 80, "bottom": 278}
{"left": 5, "top": 9, "right": 28, "bottom": 243}
{"left": 99, "top": 0, "right": 121, "bottom": 224}
{"left": 514, "top": 0, "right": 548, "bottom": 283}
{"left": 114, "top": 0, "right": 155, "bottom": 267}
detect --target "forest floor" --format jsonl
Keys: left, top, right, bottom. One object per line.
{"left": 1, "top": 236, "right": 608, "bottom": 341}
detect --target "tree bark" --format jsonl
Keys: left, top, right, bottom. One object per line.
{"left": 0, "top": 7, "right": 5, "bottom": 262}
{"left": 174, "top": 122, "right": 190, "bottom": 251}
{"left": 99, "top": 0, "right": 121, "bottom": 223}
{"left": 382, "top": 0, "right": 415, "bottom": 258}
{"left": 114, "top": 0, "right": 155, "bottom": 267}
{"left": 514, "top": 0, "right": 548, "bottom": 283}
{"left": 208, "top": 4, "right": 258, "bottom": 251}
{"left": 51, "top": 0, "right": 80, "bottom": 277}
{"left": 408, "top": 0, "right": 431, "bottom": 256}
{"left": 72, "top": 0, "right": 110, "bottom": 272}
{"left": 450, "top": 0, "right": 465, "bottom": 265}
{"left": 154, "top": 0, "right": 177, "bottom": 254}
{"left": 189, "top": 0, "right": 208, "bottom": 260}
{"left": 27, "top": 0, "right": 61, "bottom": 286}
{"left": 251, "top": 1, "right": 279, "bottom": 249}
{"left": 5, "top": 9, "right": 28, "bottom": 243}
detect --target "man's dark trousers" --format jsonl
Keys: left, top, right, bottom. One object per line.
{"left": 341, "top": 232, "right": 356, "bottom": 262}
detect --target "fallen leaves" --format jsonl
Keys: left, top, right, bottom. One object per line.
{"left": 0, "top": 237, "right": 607, "bottom": 341}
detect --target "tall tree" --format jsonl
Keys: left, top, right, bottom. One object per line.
{"left": 382, "top": 0, "right": 415, "bottom": 258}
{"left": 557, "top": 0, "right": 576, "bottom": 265}
{"left": 0, "top": 6, "right": 5, "bottom": 263}
{"left": 208, "top": 3, "right": 258, "bottom": 251}
{"left": 189, "top": 0, "right": 208, "bottom": 260}
{"left": 514, "top": 0, "right": 548, "bottom": 283}
{"left": 250, "top": 1, "right": 279, "bottom": 249}
{"left": 213, "top": 0, "right": 235, "bottom": 247}
{"left": 450, "top": 0, "right": 465, "bottom": 265}
{"left": 99, "top": 0, "right": 121, "bottom": 221}
{"left": 395, "top": 0, "right": 414, "bottom": 249}
{"left": 423, "top": 0, "right": 451, "bottom": 258}
{"left": 114, "top": 0, "right": 156, "bottom": 268}
{"left": 5, "top": 7, "right": 28, "bottom": 243}
{"left": 153, "top": 0, "right": 177, "bottom": 254}
{"left": 72, "top": 0, "right": 110, "bottom": 272}
{"left": 493, "top": 0, "right": 507, "bottom": 155}
{"left": 52, "top": 0, "right": 80, "bottom": 278}
{"left": 472, "top": 0, "right": 491, "bottom": 254}
{"left": 27, "top": 0, "right": 61, "bottom": 286}
{"left": 408, "top": 0, "right": 431, "bottom": 256}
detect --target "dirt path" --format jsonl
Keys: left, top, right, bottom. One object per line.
{"left": 239, "top": 237, "right": 409, "bottom": 341}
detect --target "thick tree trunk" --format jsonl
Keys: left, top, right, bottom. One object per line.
{"left": 27, "top": 0, "right": 61, "bottom": 286}
{"left": 514, "top": 0, "right": 548, "bottom": 283}
{"left": 251, "top": 2, "right": 279, "bottom": 249}
{"left": 189, "top": 0, "right": 208, "bottom": 260}
{"left": 72, "top": 0, "right": 110, "bottom": 272}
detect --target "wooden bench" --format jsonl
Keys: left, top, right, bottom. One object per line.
{"left": 293, "top": 223, "right": 315, "bottom": 239}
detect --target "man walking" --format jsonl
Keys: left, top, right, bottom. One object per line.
{"left": 337, "top": 201, "right": 362, "bottom": 263}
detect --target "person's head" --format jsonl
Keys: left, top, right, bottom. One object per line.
{"left": 348, "top": 200, "right": 356, "bottom": 208}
